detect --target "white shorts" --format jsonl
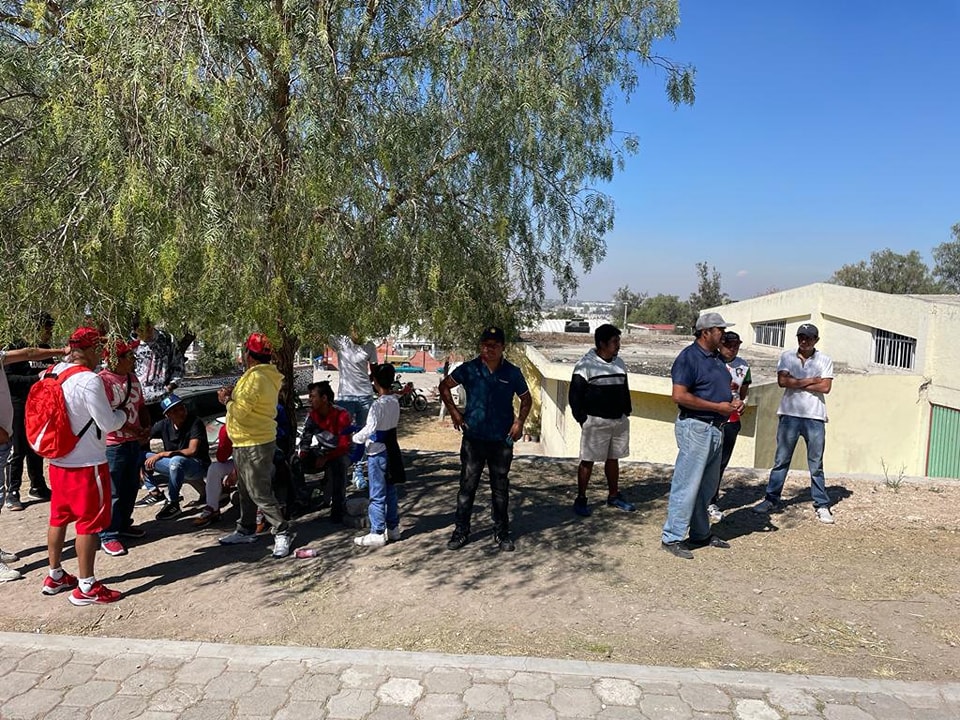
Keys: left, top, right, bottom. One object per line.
{"left": 579, "top": 415, "right": 630, "bottom": 462}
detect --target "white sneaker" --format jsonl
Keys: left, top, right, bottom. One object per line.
{"left": 815, "top": 506, "right": 835, "bottom": 524}
{"left": 0, "top": 562, "right": 22, "bottom": 582}
{"left": 272, "top": 532, "right": 295, "bottom": 558}
{"left": 218, "top": 530, "right": 258, "bottom": 545}
{"left": 0, "top": 548, "right": 19, "bottom": 563}
{"left": 752, "top": 499, "right": 777, "bottom": 514}
{"left": 386, "top": 527, "right": 401, "bottom": 542}
{"left": 707, "top": 504, "right": 723, "bottom": 523}
{"left": 354, "top": 532, "right": 386, "bottom": 548}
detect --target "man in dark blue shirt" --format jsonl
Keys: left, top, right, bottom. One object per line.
{"left": 661, "top": 313, "right": 743, "bottom": 559}
{"left": 439, "top": 326, "right": 531, "bottom": 552}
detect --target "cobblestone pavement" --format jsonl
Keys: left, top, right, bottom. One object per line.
{"left": 1, "top": 632, "right": 957, "bottom": 719}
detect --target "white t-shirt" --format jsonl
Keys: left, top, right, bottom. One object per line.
{"left": 47, "top": 361, "right": 127, "bottom": 468}
{"left": 352, "top": 394, "right": 401, "bottom": 456}
{"left": 330, "top": 335, "right": 377, "bottom": 398}
{"left": 776, "top": 349, "right": 834, "bottom": 421}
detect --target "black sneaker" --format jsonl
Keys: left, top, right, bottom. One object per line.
{"left": 687, "top": 535, "right": 731, "bottom": 549}
{"left": 446, "top": 529, "right": 469, "bottom": 551}
{"left": 134, "top": 491, "right": 164, "bottom": 507}
{"left": 155, "top": 502, "right": 182, "bottom": 521}
{"left": 661, "top": 541, "right": 694, "bottom": 560}
{"left": 494, "top": 531, "right": 515, "bottom": 552}
{"left": 28, "top": 486, "right": 52, "bottom": 501}
{"left": 4, "top": 493, "right": 23, "bottom": 512}
{"left": 118, "top": 525, "right": 146, "bottom": 539}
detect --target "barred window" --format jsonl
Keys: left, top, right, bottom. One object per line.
{"left": 754, "top": 320, "right": 786, "bottom": 348}
{"left": 873, "top": 329, "right": 916, "bottom": 370}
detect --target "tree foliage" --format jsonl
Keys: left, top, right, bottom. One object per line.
{"left": 636, "top": 293, "right": 688, "bottom": 326}
{"left": 0, "top": 0, "right": 695, "bottom": 352}
{"left": 611, "top": 285, "right": 646, "bottom": 325}
{"left": 829, "top": 249, "right": 941, "bottom": 294}
{"left": 687, "top": 261, "right": 727, "bottom": 315}
{"left": 932, "top": 223, "right": 960, "bottom": 293}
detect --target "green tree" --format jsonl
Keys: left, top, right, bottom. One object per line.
{"left": 932, "top": 223, "right": 960, "bottom": 293}
{"left": 688, "top": 261, "right": 727, "bottom": 315}
{"left": 830, "top": 249, "right": 941, "bottom": 294}
{"left": 611, "top": 285, "right": 646, "bottom": 326}
{"left": 0, "top": 0, "right": 695, "bottom": 366}
{"left": 637, "top": 293, "right": 689, "bottom": 326}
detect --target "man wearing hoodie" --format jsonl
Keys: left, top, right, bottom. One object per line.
{"left": 216, "top": 333, "right": 292, "bottom": 557}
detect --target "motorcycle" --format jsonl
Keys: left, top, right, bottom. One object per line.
{"left": 394, "top": 380, "right": 429, "bottom": 411}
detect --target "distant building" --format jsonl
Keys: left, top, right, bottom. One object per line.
{"left": 524, "top": 283, "right": 960, "bottom": 479}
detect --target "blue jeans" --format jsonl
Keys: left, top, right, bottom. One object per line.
{"left": 145, "top": 454, "right": 205, "bottom": 504}
{"left": 366, "top": 452, "right": 399, "bottom": 533}
{"left": 455, "top": 437, "right": 513, "bottom": 535}
{"left": 339, "top": 395, "right": 373, "bottom": 485}
{"left": 662, "top": 418, "right": 723, "bottom": 545}
{"left": 764, "top": 415, "right": 830, "bottom": 507}
{"left": 101, "top": 441, "right": 142, "bottom": 541}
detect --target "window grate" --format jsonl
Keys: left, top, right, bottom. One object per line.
{"left": 754, "top": 320, "right": 786, "bottom": 348}
{"left": 873, "top": 329, "right": 916, "bottom": 370}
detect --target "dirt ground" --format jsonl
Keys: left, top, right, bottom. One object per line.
{"left": 1, "top": 407, "right": 958, "bottom": 682}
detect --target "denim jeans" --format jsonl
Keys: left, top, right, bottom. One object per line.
{"left": 662, "top": 418, "right": 723, "bottom": 545}
{"left": 764, "top": 415, "right": 830, "bottom": 507}
{"left": 366, "top": 452, "right": 399, "bottom": 533}
{"left": 339, "top": 395, "right": 373, "bottom": 485}
{"left": 101, "top": 441, "right": 142, "bottom": 541}
{"left": 145, "top": 454, "right": 205, "bottom": 504}
{"left": 455, "top": 436, "right": 513, "bottom": 535}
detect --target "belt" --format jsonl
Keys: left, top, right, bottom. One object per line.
{"left": 678, "top": 414, "right": 726, "bottom": 429}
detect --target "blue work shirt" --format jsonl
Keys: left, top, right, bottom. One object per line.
{"left": 671, "top": 342, "right": 731, "bottom": 423}
{"left": 451, "top": 356, "right": 529, "bottom": 441}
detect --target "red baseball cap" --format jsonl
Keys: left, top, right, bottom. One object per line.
{"left": 102, "top": 337, "right": 140, "bottom": 360}
{"left": 245, "top": 332, "right": 272, "bottom": 355}
{"left": 68, "top": 326, "right": 103, "bottom": 350}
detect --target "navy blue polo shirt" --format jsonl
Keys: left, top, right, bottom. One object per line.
{"left": 451, "top": 356, "right": 529, "bottom": 441}
{"left": 671, "top": 342, "right": 731, "bottom": 423}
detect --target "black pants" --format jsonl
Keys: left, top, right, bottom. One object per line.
{"left": 5, "top": 402, "right": 46, "bottom": 494}
{"left": 455, "top": 436, "right": 514, "bottom": 535}
{"left": 710, "top": 421, "right": 741, "bottom": 505}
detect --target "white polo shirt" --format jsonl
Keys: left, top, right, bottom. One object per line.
{"left": 776, "top": 349, "right": 834, "bottom": 421}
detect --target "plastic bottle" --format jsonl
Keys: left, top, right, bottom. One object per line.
{"left": 295, "top": 548, "right": 320, "bottom": 559}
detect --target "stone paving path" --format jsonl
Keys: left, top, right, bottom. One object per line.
{"left": 0, "top": 632, "right": 957, "bottom": 719}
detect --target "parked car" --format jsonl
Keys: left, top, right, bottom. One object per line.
{"left": 395, "top": 362, "right": 425, "bottom": 373}
{"left": 146, "top": 383, "right": 225, "bottom": 449}
{"left": 564, "top": 318, "right": 590, "bottom": 333}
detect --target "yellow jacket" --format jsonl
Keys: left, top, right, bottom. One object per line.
{"left": 226, "top": 362, "right": 283, "bottom": 447}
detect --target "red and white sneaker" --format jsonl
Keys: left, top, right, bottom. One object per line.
{"left": 101, "top": 539, "right": 127, "bottom": 556}
{"left": 41, "top": 572, "right": 78, "bottom": 596}
{"left": 69, "top": 581, "right": 122, "bottom": 606}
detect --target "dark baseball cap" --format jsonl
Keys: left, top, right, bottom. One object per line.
{"left": 479, "top": 326, "right": 505, "bottom": 344}
{"left": 722, "top": 331, "right": 741, "bottom": 344}
{"left": 797, "top": 323, "right": 819, "bottom": 338}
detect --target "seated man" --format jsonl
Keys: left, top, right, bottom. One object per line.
{"left": 143, "top": 394, "right": 211, "bottom": 520}
{"left": 193, "top": 422, "right": 234, "bottom": 528}
{"left": 299, "top": 381, "right": 351, "bottom": 522}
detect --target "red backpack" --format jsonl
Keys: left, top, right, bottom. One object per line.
{"left": 25, "top": 365, "right": 97, "bottom": 459}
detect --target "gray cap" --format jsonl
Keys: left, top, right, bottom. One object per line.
{"left": 694, "top": 312, "right": 734, "bottom": 332}
{"left": 797, "top": 323, "right": 819, "bottom": 338}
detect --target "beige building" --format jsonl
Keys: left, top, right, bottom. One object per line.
{"left": 524, "top": 283, "right": 960, "bottom": 479}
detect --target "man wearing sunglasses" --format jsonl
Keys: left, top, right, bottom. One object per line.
{"left": 753, "top": 323, "right": 835, "bottom": 524}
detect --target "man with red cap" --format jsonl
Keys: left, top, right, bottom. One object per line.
{"left": 216, "top": 333, "right": 292, "bottom": 557}
{"left": 41, "top": 327, "right": 128, "bottom": 604}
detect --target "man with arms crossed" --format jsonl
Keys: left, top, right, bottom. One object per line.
{"left": 752, "top": 323, "right": 836, "bottom": 523}
{"left": 661, "top": 313, "right": 743, "bottom": 559}
{"left": 439, "top": 326, "right": 531, "bottom": 553}
{"left": 569, "top": 323, "right": 635, "bottom": 516}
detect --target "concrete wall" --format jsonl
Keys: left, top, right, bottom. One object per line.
{"left": 525, "top": 344, "right": 933, "bottom": 477}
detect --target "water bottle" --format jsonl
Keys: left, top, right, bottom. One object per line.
{"left": 295, "top": 548, "right": 320, "bottom": 559}
{"left": 505, "top": 433, "right": 514, "bottom": 447}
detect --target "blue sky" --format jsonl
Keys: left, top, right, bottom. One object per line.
{"left": 566, "top": 1, "right": 959, "bottom": 301}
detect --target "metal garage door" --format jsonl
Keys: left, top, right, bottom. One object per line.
{"left": 928, "top": 404, "right": 960, "bottom": 479}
